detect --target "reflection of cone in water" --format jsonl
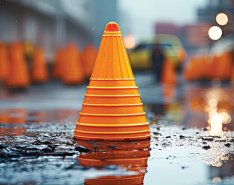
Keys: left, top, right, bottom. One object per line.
{"left": 31, "top": 48, "right": 48, "bottom": 84}
{"left": 161, "top": 59, "right": 177, "bottom": 85}
{"left": 63, "top": 43, "right": 84, "bottom": 85}
{"left": 162, "top": 85, "right": 175, "bottom": 100}
{"left": 7, "top": 109, "right": 28, "bottom": 124}
{"left": 0, "top": 126, "right": 26, "bottom": 136}
{"left": 6, "top": 42, "right": 30, "bottom": 89}
{"left": 0, "top": 111, "right": 9, "bottom": 123}
{"left": 74, "top": 22, "right": 150, "bottom": 141}
{"left": 0, "top": 109, "right": 27, "bottom": 137}
{"left": 0, "top": 44, "right": 9, "bottom": 82}
{"left": 77, "top": 140, "right": 150, "bottom": 185}
{"left": 81, "top": 44, "right": 97, "bottom": 78}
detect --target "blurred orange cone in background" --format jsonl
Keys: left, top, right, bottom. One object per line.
{"left": 0, "top": 43, "right": 9, "bottom": 83}
{"left": 6, "top": 42, "right": 30, "bottom": 90}
{"left": 162, "top": 85, "right": 175, "bottom": 101}
{"left": 31, "top": 48, "right": 48, "bottom": 84}
{"left": 74, "top": 22, "right": 150, "bottom": 141}
{"left": 81, "top": 44, "right": 97, "bottom": 78}
{"left": 63, "top": 43, "right": 84, "bottom": 85}
{"left": 218, "top": 52, "right": 232, "bottom": 80}
{"left": 161, "top": 59, "right": 177, "bottom": 85}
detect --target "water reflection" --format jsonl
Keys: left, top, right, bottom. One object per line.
{"left": 77, "top": 140, "right": 150, "bottom": 185}
{"left": 0, "top": 108, "right": 78, "bottom": 136}
{"left": 205, "top": 88, "right": 232, "bottom": 135}
{"left": 0, "top": 109, "right": 27, "bottom": 136}
{"left": 209, "top": 154, "right": 234, "bottom": 182}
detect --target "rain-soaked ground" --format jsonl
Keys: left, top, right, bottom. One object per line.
{"left": 0, "top": 73, "right": 234, "bottom": 185}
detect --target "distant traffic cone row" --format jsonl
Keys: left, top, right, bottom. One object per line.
{"left": 63, "top": 43, "right": 84, "bottom": 85}
{"left": 6, "top": 42, "right": 30, "bottom": 89}
{"left": 1, "top": 41, "right": 98, "bottom": 89}
{"left": 74, "top": 22, "right": 150, "bottom": 141}
{"left": 31, "top": 48, "right": 48, "bottom": 84}
{"left": 184, "top": 52, "right": 234, "bottom": 82}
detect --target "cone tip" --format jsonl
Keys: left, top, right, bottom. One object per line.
{"left": 105, "top": 22, "right": 120, "bottom": 32}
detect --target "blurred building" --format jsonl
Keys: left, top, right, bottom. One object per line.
{"left": 197, "top": 0, "right": 234, "bottom": 23}
{"left": 197, "top": 0, "right": 234, "bottom": 38}
{"left": 155, "top": 22, "right": 210, "bottom": 54}
{"left": 0, "top": 0, "right": 119, "bottom": 60}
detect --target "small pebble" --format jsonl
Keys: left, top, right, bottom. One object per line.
{"left": 179, "top": 135, "right": 185, "bottom": 139}
{"left": 203, "top": 128, "right": 208, "bottom": 131}
{"left": 74, "top": 146, "right": 89, "bottom": 153}
{"left": 224, "top": 143, "right": 231, "bottom": 147}
{"left": 153, "top": 132, "right": 161, "bottom": 136}
{"left": 202, "top": 145, "right": 210, "bottom": 150}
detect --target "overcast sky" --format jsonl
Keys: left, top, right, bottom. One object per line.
{"left": 119, "top": 0, "right": 206, "bottom": 41}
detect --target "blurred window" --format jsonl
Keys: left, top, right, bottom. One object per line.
{"left": 134, "top": 43, "right": 173, "bottom": 51}
{"left": 134, "top": 43, "right": 148, "bottom": 51}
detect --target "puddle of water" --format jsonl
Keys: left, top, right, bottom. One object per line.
{"left": 0, "top": 81, "right": 234, "bottom": 185}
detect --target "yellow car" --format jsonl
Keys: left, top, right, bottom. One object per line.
{"left": 128, "top": 34, "right": 186, "bottom": 70}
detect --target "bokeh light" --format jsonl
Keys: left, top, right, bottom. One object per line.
{"left": 208, "top": 26, "right": 222, "bottom": 40}
{"left": 124, "top": 35, "right": 136, "bottom": 49}
{"left": 216, "top": 13, "right": 228, "bottom": 26}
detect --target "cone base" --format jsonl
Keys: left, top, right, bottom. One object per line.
{"left": 74, "top": 130, "right": 150, "bottom": 141}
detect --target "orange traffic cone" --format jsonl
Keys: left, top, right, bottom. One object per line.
{"left": 161, "top": 59, "right": 177, "bottom": 85}
{"left": 81, "top": 44, "right": 97, "bottom": 78}
{"left": 74, "top": 22, "right": 150, "bottom": 141}
{"left": 78, "top": 140, "right": 150, "bottom": 185}
{"left": 0, "top": 43, "right": 9, "bottom": 83}
{"left": 63, "top": 43, "right": 84, "bottom": 85}
{"left": 31, "top": 48, "right": 48, "bottom": 84}
{"left": 6, "top": 42, "right": 30, "bottom": 89}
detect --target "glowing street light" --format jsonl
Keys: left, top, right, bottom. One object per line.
{"left": 124, "top": 35, "right": 136, "bottom": 49}
{"left": 216, "top": 13, "right": 228, "bottom": 26}
{"left": 208, "top": 26, "right": 222, "bottom": 40}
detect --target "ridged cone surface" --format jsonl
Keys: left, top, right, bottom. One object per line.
{"left": 31, "top": 48, "right": 48, "bottom": 83}
{"left": 6, "top": 42, "right": 30, "bottom": 89}
{"left": 63, "top": 43, "right": 84, "bottom": 85}
{"left": 91, "top": 32, "right": 134, "bottom": 80}
{"left": 0, "top": 44, "right": 9, "bottom": 82}
{"left": 75, "top": 22, "right": 150, "bottom": 141}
